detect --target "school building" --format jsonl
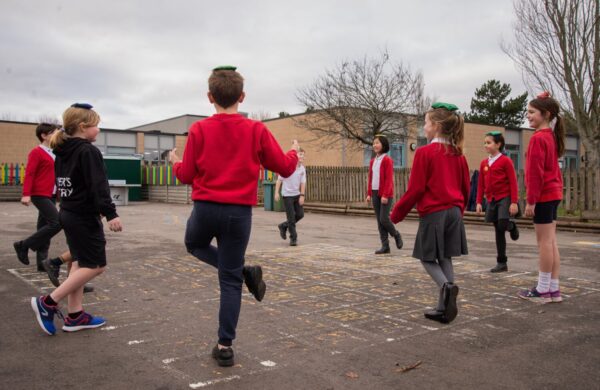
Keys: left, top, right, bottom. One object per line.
{"left": 0, "top": 112, "right": 583, "bottom": 173}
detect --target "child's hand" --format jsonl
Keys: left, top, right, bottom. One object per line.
{"left": 525, "top": 203, "right": 535, "bottom": 217}
{"left": 365, "top": 195, "right": 371, "bottom": 203}
{"left": 509, "top": 203, "right": 518, "bottom": 216}
{"left": 299, "top": 195, "right": 304, "bottom": 206}
{"left": 169, "top": 148, "right": 181, "bottom": 164}
{"left": 381, "top": 197, "right": 389, "bottom": 205}
{"left": 291, "top": 140, "right": 300, "bottom": 151}
{"left": 108, "top": 217, "right": 123, "bottom": 232}
{"left": 20, "top": 196, "right": 31, "bottom": 206}
{"left": 476, "top": 204, "right": 482, "bottom": 214}
{"left": 274, "top": 193, "right": 280, "bottom": 202}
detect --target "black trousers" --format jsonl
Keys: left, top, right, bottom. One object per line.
{"left": 281, "top": 195, "right": 304, "bottom": 240}
{"left": 184, "top": 201, "right": 252, "bottom": 346}
{"left": 22, "top": 196, "right": 61, "bottom": 261}
{"left": 371, "top": 190, "right": 398, "bottom": 246}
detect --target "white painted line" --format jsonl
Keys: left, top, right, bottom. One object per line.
{"left": 189, "top": 375, "right": 241, "bottom": 389}
{"left": 162, "top": 357, "right": 178, "bottom": 364}
{"left": 260, "top": 360, "right": 277, "bottom": 367}
{"left": 386, "top": 338, "right": 395, "bottom": 342}
{"left": 127, "top": 340, "right": 145, "bottom": 345}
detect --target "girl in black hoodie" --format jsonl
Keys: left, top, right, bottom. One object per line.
{"left": 31, "top": 103, "right": 122, "bottom": 335}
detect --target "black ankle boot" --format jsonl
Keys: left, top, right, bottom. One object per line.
{"left": 393, "top": 232, "right": 403, "bottom": 250}
{"left": 375, "top": 245, "right": 390, "bottom": 254}
{"left": 509, "top": 222, "right": 520, "bottom": 241}
{"left": 491, "top": 263, "right": 508, "bottom": 273}
{"left": 442, "top": 283, "right": 459, "bottom": 323}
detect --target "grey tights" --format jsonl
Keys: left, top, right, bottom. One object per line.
{"left": 421, "top": 258, "right": 454, "bottom": 311}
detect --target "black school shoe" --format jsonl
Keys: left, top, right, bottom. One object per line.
{"left": 442, "top": 283, "right": 459, "bottom": 323}
{"left": 509, "top": 222, "right": 520, "bottom": 241}
{"left": 290, "top": 238, "right": 297, "bottom": 246}
{"left": 42, "top": 259, "right": 61, "bottom": 287}
{"left": 490, "top": 263, "right": 508, "bottom": 273}
{"left": 393, "top": 232, "right": 403, "bottom": 250}
{"left": 375, "top": 245, "right": 390, "bottom": 254}
{"left": 424, "top": 309, "right": 449, "bottom": 324}
{"left": 278, "top": 223, "right": 287, "bottom": 240}
{"left": 212, "top": 345, "right": 234, "bottom": 367}
{"left": 13, "top": 241, "right": 30, "bottom": 265}
{"left": 243, "top": 266, "right": 266, "bottom": 302}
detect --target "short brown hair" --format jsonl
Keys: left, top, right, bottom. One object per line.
{"left": 36, "top": 123, "right": 60, "bottom": 142}
{"left": 208, "top": 69, "right": 244, "bottom": 108}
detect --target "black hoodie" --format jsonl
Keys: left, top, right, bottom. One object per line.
{"left": 53, "top": 137, "right": 118, "bottom": 221}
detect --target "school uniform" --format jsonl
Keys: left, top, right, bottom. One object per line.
{"left": 525, "top": 128, "right": 563, "bottom": 224}
{"left": 391, "top": 139, "right": 469, "bottom": 322}
{"left": 20, "top": 145, "right": 61, "bottom": 266}
{"left": 476, "top": 153, "right": 519, "bottom": 265}
{"left": 277, "top": 165, "right": 306, "bottom": 242}
{"left": 54, "top": 137, "right": 117, "bottom": 268}
{"left": 391, "top": 141, "right": 470, "bottom": 261}
{"left": 173, "top": 113, "right": 298, "bottom": 347}
{"left": 367, "top": 154, "right": 399, "bottom": 250}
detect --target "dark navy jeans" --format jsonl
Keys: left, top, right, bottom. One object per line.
{"left": 184, "top": 201, "right": 252, "bottom": 346}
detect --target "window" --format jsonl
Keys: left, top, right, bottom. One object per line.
{"left": 144, "top": 134, "right": 175, "bottom": 162}
{"left": 563, "top": 136, "right": 579, "bottom": 170}
{"left": 363, "top": 145, "right": 373, "bottom": 166}
{"left": 417, "top": 137, "right": 428, "bottom": 148}
{"left": 505, "top": 144, "right": 520, "bottom": 170}
{"left": 389, "top": 142, "right": 405, "bottom": 168}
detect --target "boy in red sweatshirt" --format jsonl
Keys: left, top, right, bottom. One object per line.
{"left": 170, "top": 65, "right": 299, "bottom": 367}
{"left": 14, "top": 123, "right": 62, "bottom": 271}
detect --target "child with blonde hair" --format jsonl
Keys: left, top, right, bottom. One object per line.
{"left": 391, "top": 102, "right": 469, "bottom": 324}
{"left": 31, "top": 103, "right": 121, "bottom": 335}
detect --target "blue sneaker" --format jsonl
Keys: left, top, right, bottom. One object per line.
{"left": 31, "top": 296, "right": 57, "bottom": 335}
{"left": 62, "top": 311, "right": 106, "bottom": 332}
{"left": 518, "top": 287, "right": 551, "bottom": 303}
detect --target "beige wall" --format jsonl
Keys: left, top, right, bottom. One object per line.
{"left": 462, "top": 122, "right": 506, "bottom": 169}
{"left": 0, "top": 122, "right": 39, "bottom": 163}
{"left": 136, "top": 132, "right": 145, "bottom": 154}
{"left": 175, "top": 135, "right": 187, "bottom": 157}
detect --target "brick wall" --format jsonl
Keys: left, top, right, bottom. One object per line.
{"left": 0, "top": 122, "right": 39, "bottom": 163}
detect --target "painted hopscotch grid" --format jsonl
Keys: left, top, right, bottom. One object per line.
{"left": 8, "top": 243, "right": 600, "bottom": 388}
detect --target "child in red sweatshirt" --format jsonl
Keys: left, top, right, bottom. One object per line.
{"left": 366, "top": 135, "right": 403, "bottom": 254}
{"left": 170, "top": 65, "right": 299, "bottom": 367}
{"left": 13, "top": 123, "right": 62, "bottom": 271}
{"left": 518, "top": 92, "right": 565, "bottom": 304}
{"left": 391, "top": 102, "right": 469, "bottom": 324}
{"left": 476, "top": 131, "right": 520, "bottom": 273}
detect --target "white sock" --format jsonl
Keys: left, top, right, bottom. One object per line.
{"left": 536, "top": 272, "right": 551, "bottom": 293}
{"left": 550, "top": 278, "right": 559, "bottom": 292}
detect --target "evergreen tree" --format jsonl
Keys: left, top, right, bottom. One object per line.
{"left": 465, "top": 80, "right": 527, "bottom": 127}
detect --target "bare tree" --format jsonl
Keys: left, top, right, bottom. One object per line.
{"left": 502, "top": 0, "right": 600, "bottom": 169}
{"left": 249, "top": 110, "right": 272, "bottom": 122}
{"left": 295, "top": 51, "right": 426, "bottom": 149}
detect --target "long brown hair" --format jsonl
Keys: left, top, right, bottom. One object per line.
{"left": 427, "top": 108, "right": 465, "bottom": 155}
{"left": 50, "top": 106, "right": 100, "bottom": 149}
{"left": 528, "top": 94, "right": 565, "bottom": 157}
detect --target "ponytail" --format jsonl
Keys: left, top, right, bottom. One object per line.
{"left": 49, "top": 129, "right": 68, "bottom": 149}
{"left": 554, "top": 115, "right": 566, "bottom": 157}
{"left": 448, "top": 114, "right": 465, "bottom": 155}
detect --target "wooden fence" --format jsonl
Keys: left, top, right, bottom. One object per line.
{"left": 139, "top": 164, "right": 600, "bottom": 215}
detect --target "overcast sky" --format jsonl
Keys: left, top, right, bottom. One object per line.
{"left": 0, "top": 0, "right": 527, "bottom": 129}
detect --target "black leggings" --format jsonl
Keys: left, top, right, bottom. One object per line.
{"left": 493, "top": 219, "right": 513, "bottom": 263}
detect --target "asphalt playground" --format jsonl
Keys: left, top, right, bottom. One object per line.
{"left": 1, "top": 201, "right": 599, "bottom": 389}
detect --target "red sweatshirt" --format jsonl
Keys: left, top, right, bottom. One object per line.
{"left": 476, "top": 154, "right": 518, "bottom": 204}
{"left": 367, "top": 155, "right": 394, "bottom": 198}
{"left": 173, "top": 113, "right": 298, "bottom": 205}
{"left": 22, "top": 145, "right": 55, "bottom": 197}
{"left": 525, "top": 128, "right": 563, "bottom": 204}
{"left": 391, "top": 142, "right": 470, "bottom": 223}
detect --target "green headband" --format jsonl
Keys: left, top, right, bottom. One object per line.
{"left": 486, "top": 131, "right": 502, "bottom": 136}
{"left": 431, "top": 102, "right": 458, "bottom": 111}
{"left": 213, "top": 65, "right": 237, "bottom": 71}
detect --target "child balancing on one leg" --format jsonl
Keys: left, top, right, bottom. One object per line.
{"left": 390, "top": 102, "right": 469, "bottom": 324}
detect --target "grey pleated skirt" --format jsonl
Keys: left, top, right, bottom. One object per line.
{"left": 412, "top": 206, "right": 468, "bottom": 262}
